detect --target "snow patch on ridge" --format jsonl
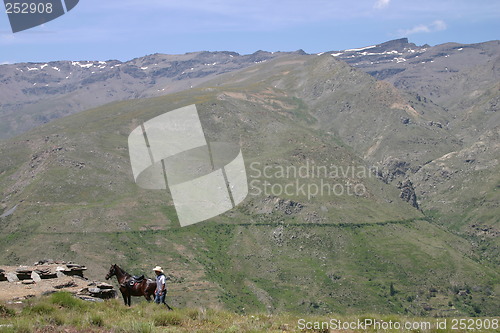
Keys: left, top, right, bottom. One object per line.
{"left": 345, "top": 45, "right": 376, "bottom": 52}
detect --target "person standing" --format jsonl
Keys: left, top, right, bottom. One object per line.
{"left": 153, "top": 266, "right": 167, "bottom": 306}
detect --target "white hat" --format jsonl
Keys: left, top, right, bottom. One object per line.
{"left": 153, "top": 266, "right": 164, "bottom": 273}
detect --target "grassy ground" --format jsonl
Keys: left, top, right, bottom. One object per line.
{"left": 0, "top": 220, "right": 498, "bottom": 316}
{"left": 1, "top": 292, "right": 499, "bottom": 333}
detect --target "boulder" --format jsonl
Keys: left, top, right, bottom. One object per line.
{"left": 78, "top": 287, "right": 89, "bottom": 294}
{"left": 31, "top": 271, "right": 42, "bottom": 283}
{"left": 97, "top": 282, "right": 113, "bottom": 289}
{"left": 55, "top": 264, "right": 87, "bottom": 277}
{"left": 87, "top": 287, "right": 117, "bottom": 299}
{"left": 77, "top": 295, "right": 104, "bottom": 303}
{"left": 92, "top": 288, "right": 117, "bottom": 299}
{"left": 15, "top": 267, "right": 32, "bottom": 280}
{"left": 65, "top": 268, "right": 87, "bottom": 277}
{"left": 38, "top": 271, "right": 58, "bottom": 279}
{"left": 54, "top": 281, "right": 77, "bottom": 289}
{"left": 72, "top": 275, "right": 87, "bottom": 281}
{"left": 398, "top": 180, "right": 419, "bottom": 209}
{"left": 99, "top": 289, "right": 117, "bottom": 299}
{"left": 34, "top": 267, "right": 49, "bottom": 274}
{"left": 21, "top": 280, "right": 35, "bottom": 285}
{"left": 6, "top": 272, "right": 19, "bottom": 282}
{"left": 79, "top": 282, "right": 118, "bottom": 299}
{"left": 15, "top": 267, "right": 32, "bottom": 274}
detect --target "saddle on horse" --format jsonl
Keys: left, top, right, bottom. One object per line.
{"left": 121, "top": 275, "right": 145, "bottom": 288}
{"left": 132, "top": 275, "right": 145, "bottom": 283}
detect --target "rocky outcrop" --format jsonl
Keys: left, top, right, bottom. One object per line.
{"left": 0, "top": 261, "right": 117, "bottom": 302}
{"left": 376, "top": 158, "right": 422, "bottom": 209}
{"left": 58, "top": 263, "right": 87, "bottom": 277}
{"left": 6, "top": 262, "right": 87, "bottom": 281}
{"left": 261, "top": 196, "right": 304, "bottom": 215}
{"left": 272, "top": 225, "right": 285, "bottom": 246}
{"left": 398, "top": 180, "right": 419, "bottom": 209}
{"left": 77, "top": 282, "right": 117, "bottom": 300}
{"left": 469, "top": 224, "right": 500, "bottom": 238}
{"left": 378, "top": 157, "right": 412, "bottom": 184}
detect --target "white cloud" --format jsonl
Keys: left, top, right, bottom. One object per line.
{"left": 374, "top": 0, "right": 390, "bottom": 9}
{"left": 398, "top": 20, "right": 447, "bottom": 36}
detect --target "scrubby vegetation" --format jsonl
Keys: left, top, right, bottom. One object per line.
{"left": 0, "top": 292, "right": 498, "bottom": 332}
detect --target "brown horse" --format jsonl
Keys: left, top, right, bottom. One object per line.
{"left": 105, "top": 264, "right": 157, "bottom": 306}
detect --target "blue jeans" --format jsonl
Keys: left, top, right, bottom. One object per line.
{"left": 155, "top": 291, "right": 166, "bottom": 304}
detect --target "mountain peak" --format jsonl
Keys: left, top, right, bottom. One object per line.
{"left": 375, "top": 38, "right": 416, "bottom": 51}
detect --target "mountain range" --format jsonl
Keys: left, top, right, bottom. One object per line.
{"left": 0, "top": 38, "right": 498, "bottom": 316}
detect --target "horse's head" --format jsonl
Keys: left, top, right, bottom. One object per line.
{"left": 105, "top": 264, "right": 116, "bottom": 280}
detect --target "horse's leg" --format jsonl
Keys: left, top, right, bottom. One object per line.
{"left": 147, "top": 284, "right": 155, "bottom": 302}
{"left": 140, "top": 283, "right": 149, "bottom": 302}
{"left": 120, "top": 291, "right": 127, "bottom": 306}
{"left": 122, "top": 287, "right": 131, "bottom": 307}
{"left": 128, "top": 294, "right": 131, "bottom": 307}
{"left": 144, "top": 281, "right": 154, "bottom": 302}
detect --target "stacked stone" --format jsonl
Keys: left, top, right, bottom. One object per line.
{"left": 2, "top": 263, "right": 87, "bottom": 283}
{"left": 77, "top": 282, "right": 117, "bottom": 302}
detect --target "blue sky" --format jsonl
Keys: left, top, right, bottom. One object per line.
{"left": 0, "top": 0, "right": 499, "bottom": 63}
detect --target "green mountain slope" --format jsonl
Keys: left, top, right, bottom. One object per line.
{"left": 0, "top": 55, "right": 498, "bottom": 316}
